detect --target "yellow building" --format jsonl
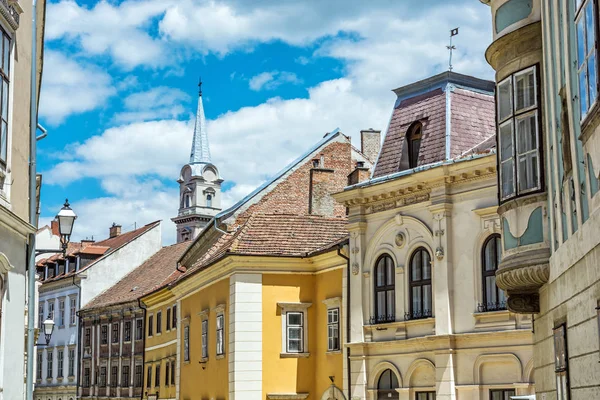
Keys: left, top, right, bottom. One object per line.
{"left": 141, "top": 130, "right": 379, "bottom": 399}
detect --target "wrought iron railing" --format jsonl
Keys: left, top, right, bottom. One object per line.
{"left": 404, "top": 310, "right": 432, "bottom": 321}
{"left": 477, "top": 301, "right": 507, "bottom": 313}
{"left": 368, "top": 314, "right": 395, "bottom": 324}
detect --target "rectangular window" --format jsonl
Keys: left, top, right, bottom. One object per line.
{"left": 122, "top": 365, "right": 130, "bottom": 388}
{"left": 216, "top": 314, "right": 224, "bottom": 356}
{"left": 68, "top": 349, "right": 75, "bottom": 377}
{"left": 84, "top": 367, "right": 90, "bottom": 388}
{"left": 184, "top": 325, "right": 190, "bottom": 362}
{"left": 497, "top": 66, "right": 542, "bottom": 202}
{"left": 146, "top": 366, "right": 152, "bottom": 388}
{"left": 70, "top": 297, "right": 77, "bottom": 325}
{"left": 148, "top": 315, "right": 153, "bottom": 337}
{"left": 136, "top": 318, "right": 143, "bottom": 340}
{"left": 327, "top": 308, "right": 340, "bottom": 351}
{"left": 154, "top": 364, "right": 160, "bottom": 387}
{"left": 47, "top": 350, "right": 53, "bottom": 378}
{"left": 575, "top": 0, "right": 598, "bottom": 119}
{"left": 416, "top": 392, "right": 436, "bottom": 400}
{"left": 553, "top": 324, "right": 570, "bottom": 400}
{"left": 124, "top": 321, "right": 131, "bottom": 342}
{"left": 36, "top": 353, "right": 42, "bottom": 379}
{"left": 286, "top": 312, "right": 304, "bottom": 353}
{"left": 48, "top": 301, "right": 55, "bottom": 320}
{"left": 112, "top": 322, "right": 119, "bottom": 343}
{"left": 156, "top": 311, "right": 162, "bottom": 334}
{"left": 172, "top": 305, "right": 177, "bottom": 328}
{"left": 134, "top": 365, "right": 143, "bottom": 388}
{"left": 165, "top": 361, "right": 170, "bottom": 386}
{"left": 170, "top": 360, "right": 175, "bottom": 385}
{"left": 111, "top": 365, "right": 118, "bottom": 387}
{"left": 490, "top": 389, "right": 515, "bottom": 400}
{"left": 0, "top": 29, "right": 10, "bottom": 164}
{"left": 99, "top": 366, "right": 107, "bottom": 387}
{"left": 166, "top": 308, "right": 171, "bottom": 331}
{"left": 59, "top": 299, "right": 65, "bottom": 327}
{"left": 201, "top": 319, "right": 208, "bottom": 359}
{"left": 57, "top": 350, "right": 64, "bottom": 378}
{"left": 101, "top": 325, "right": 108, "bottom": 345}
{"left": 38, "top": 303, "right": 44, "bottom": 330}
{"left": 84, "top": 327, "right": 91, "bottom": 347}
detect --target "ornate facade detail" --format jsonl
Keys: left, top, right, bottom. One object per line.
{"left": 496, "top": 263, "right": 549, "bottom": 292}
{"left": 0, "top": 0, "right": 21, "bottom": 30}
{"left": 507, "top": 293, "right": 541, "bottom": 314}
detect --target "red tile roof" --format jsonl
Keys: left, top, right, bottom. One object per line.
{"left": 82, "top": 241, "right": 189, "bottom": 310}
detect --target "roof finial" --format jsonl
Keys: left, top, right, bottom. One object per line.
{"left": 198, "top": 76, "right": 203, "bottom": 97}
{"left": 447, "top": 27, "right": 459, "bottom": 72}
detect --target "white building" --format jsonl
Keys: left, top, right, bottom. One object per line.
{"left": 34, "top": 222, "right": 162, "bottom": 400}
{"left": 334, "top": 72, "right": 535, "bottom": 400}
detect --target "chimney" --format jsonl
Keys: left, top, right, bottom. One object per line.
{"left": 50, "top": 219, "right": 59, "bottom": 236}
{"left": 109, "top": 223, "right": 121, "bottom": 238}
{"left": 360, "top": 128, "right": 381, "bottom": 163}
{"left": 348, "top": 161, "right": 371, "bottom": 185}
{"left": 309, "top": 164, "right": 336, "bottom": 216}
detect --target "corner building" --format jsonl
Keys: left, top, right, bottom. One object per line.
{"left": 333, "top": 72, "right": 535, "bottom": 400}
{"left": 481, "top": 1, "right": 600, "bottom": 399}
{"left": 141, "top": 129, "right": 378, "bottom": 400}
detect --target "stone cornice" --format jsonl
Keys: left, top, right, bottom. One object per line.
{"left": 0, "top": 203, "right": 35, "bottom": 238}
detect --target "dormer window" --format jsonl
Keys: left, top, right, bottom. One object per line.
{"left": 407, "top": 122, "right": 422, "bottom": 168}
{"left": 183, "top": 193, "right": 191, "bottom": 208}
{"left": 206, "top": 194, "right": 212, "bottom": 208}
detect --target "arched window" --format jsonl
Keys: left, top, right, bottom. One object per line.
{"left": 480, "top": 234, "right": 506, "bottom": 311}
{"left": 408, "top": 248, "right": 432, "bottom": 320}
{"left": 183, "top": 193, "right": 191, "bottom": 208}
{"left": 377, "top": 369, "right": 399, "bottom": 399}
{"left": 206, "top": 194, "right": 212, "bottom": 208}
{"left": 373, "top": 255, "right": 395, "bottom": 324}
{"left": 407, "top": 123, "right": 422, "bottom": 168}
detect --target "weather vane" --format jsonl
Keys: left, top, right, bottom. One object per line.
{"left": 198, "top": 76, "right": 203, "bottom": 97}
{"left": 447, "top": 27, "right": 459, "bottom": 72}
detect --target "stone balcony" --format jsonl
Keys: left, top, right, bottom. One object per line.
{"left": 0, "top": 0, "right": 22, "bottom": 30}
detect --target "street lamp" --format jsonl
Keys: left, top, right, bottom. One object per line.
{"left": 42, "top": 318, "right": 55, "bottom": 345}
{"left": 36, "top": 199, "right": 77, "bottom": 256}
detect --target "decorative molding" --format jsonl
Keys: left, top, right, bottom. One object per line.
{"left": 322, "top": 297, "right": 341, "bottom": 308}
{"left": 277, "top": 302, "right": 312, "bottom": 311}
{"left": 367, "top": 360, "right": 403, "bottom": 389}
{"left": 197, "top": 308, "right": 209, "bottom": 320}
{"left": 0, "top": 252, "right": 13, "bottom": 275}
{"left": 394, "top": 232, "right": 406, "bottom": 248}
{"left": 0, "top": 0, "right": 20, "bottom": 30}
{"left": 279, "top": 352, "right": 310, "bottom": 359}
{"left": 214, "top": 303, "right": 225, "bottom": 314}
{"left": 351, "top": 262, "right": 359, "bottom": 276}
{"left": 473, "top": 353, "right": 522, "bottom": 385}
{"left": 507, "top": 293, "right": 540, "bottom": 313}
{"left": 267, "top": 394, "right": 309, "bottom": 399}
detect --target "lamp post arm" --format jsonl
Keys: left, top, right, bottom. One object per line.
{"left": 35, "top": 248, "right": 67, "bottom": 257}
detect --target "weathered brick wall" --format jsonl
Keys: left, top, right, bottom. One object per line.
{"left": 235, "top": 140, "right": 352, "bottom": 224}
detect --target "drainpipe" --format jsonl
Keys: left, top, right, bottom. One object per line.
{"left": 337, "top": 244, "right": 351, "bottom": 400}
{"left": 138, "top": 298, "right": 147, "bottom": 400}
{"left": 444, "top": 82, "right": 455, "bottom": 161}
{"left": 26, "top": 1, "right": 40, "bottom": 399}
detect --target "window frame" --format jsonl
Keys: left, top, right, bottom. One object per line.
{"left": 68, "top": 348, "right": 75, "bottom": 377}
{"left": 166, "top": 308, "right": 171, "bottom": 331}
{"left": 416, "top": 392, "right": 436, "bottom": 400}
{"left": 216, "top": 314, "right": 225, "bottom": 356}
{"left": 135, "top": 318, "right": 143, "bottom": 341}
{"left": 122, "top": 365, "right": 130, "bottom": 388}
{"left": 111, "top": 365, "right": 118, "bottom": 387}
{"left": 553, "top": 323, "right": 571, "bottom": 400}
{"left": 101, "top": 324, "right": 108, "bottom": 345}
{"left": 124, "top": 320, "right": 131, "bottom": 342}
{"left": 327, "top": 307, "right": 340, "bottom": 352}
{"left": 57, "top": 350, "right": 64, "bottom": 378}
{"left": 147, "top": 314, "right": 153, "bottom": 337}
{"left": 489, "top": 388, "right": 515, "bottom": 400}
{"left": 112, "top": 322, "right": 119, "bottom": 343}
{"left": 172, "top": 305, "right": 177, "bottom": 328}
{"left": 480, "top": 234, "right": 507, "bottom": 312}
{"left": 0, "top": 27, "right": 10, "bottom": 167}
{"left": 183, "top": 324, "right": 190, "bottom": 362}
{"left": 99, "top": 366, "right": 107, "bottom": 387}
{"left": 36, "top": 352, "right": 42, "bottom": 380}
{"left": 286, "top": 311, "right": 304, "bottom": 353}
{"left": 84, "top": 327, "right": 91, "bottom": 347}
{"left": 146, "top": 366, "right": 152, "bottom": 389}
{"left": 574, "top": 0, "right": 600, "bottom": 121}
{"left": 156, "top": 311, "right": 162, "bottom": 335}
{"left": 496, "top": 64, "right": 544, "bottom": 203}
{"left": 58, "top": 299, "right": 65, "bottom": 327}
{"left": 201, "top": 319, "right": 209, "bottom": 359}
{"left": 408, "top": 247, "right": 433, "bottom": 320}
{"left": 134, "top": 364, "right": 143, "bottom": 388}
{"left": 47, "top": 350, "right": 53, "bottom": 378}
{"left": 407, "top": 122, "right": 423, "bottom": 169}
{"left": 373, "top": 254, "right": 395, "bottom": 324}
{"left": 154, "top": 364, "right": 160, "bottom": 388}
{"left": 165, "top": 361, "right": 170, "bottom": 386}
{"left": 83, "top": 367, "right": 90, "bottom": 388}
{"left": 69, "top": 297, "right": 77, "bottom": 325}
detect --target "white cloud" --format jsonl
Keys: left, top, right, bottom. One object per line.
{"left": 248, "top": 71, "right": 301, "bottom": 91}
{"left": 114, "top": 86, "right": 191, "bottom": 123}
{"left": 39, "top": 51, "right": 116, "bottom": 125}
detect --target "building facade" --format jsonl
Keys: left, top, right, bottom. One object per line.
{"left": 77, "top": 241, "right": 188, "bottom": 400}
{"left": 141, "top": 129, "right": 377, "bottom": 400}
{"left": 35, "top": 222, "right": 162, "bottom": 400}
{"left": 172, "top": 83, "right": 223, "bottom": 243}
{"left": 0, "top": 0, "right": 46, "bottom": 399}
{"left": 482, "top": 1, "right": 600, "bottom": 399}
{"left": 334, "top": 72, "right": 535, "bottom": 400}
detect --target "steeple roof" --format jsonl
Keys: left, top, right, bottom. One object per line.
{"left": 189, "top": 80, "right": 211, "bottom": 164}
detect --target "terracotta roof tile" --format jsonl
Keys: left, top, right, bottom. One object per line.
{"left": 82, "top": 241, "right": 190, "bottom": 310}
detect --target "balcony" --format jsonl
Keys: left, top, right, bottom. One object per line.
{"left": 477, "top": 301, "right": 507, "bottom": 313}
{"left": 368, "top": 314, "right": 395, "bottom": 325}
{"left": 404, "top": 310, "right": 432, "bottom": 321}
{"left": 0, "top": 0, "right": 21, "bottom": 30}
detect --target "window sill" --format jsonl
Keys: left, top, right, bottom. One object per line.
{"left": 326, "top": 350, "right": 342, "bottom": 355}
{"left": 280, "top": 352, "right": 310, "bottom": 358}
{"left": 216, "top": 354, "right": 225, "bottom": 360}
{"left": 57, "top": 377, "right": 64, "bottom": 382}
{"left": 155, "top": 332, "right": 162, "bottom": 336}
{"left": 580, "top": 100, "right": 600, "bottom": 144}
{"left": 267, "top": 393, "right": 309, "bottom": 400}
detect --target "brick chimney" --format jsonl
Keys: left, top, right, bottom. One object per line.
{"left": 361, "top": 128, "right": 381, "bottom": 163}
{"left": 50, "top": 219, "right": 59, "bottom": 236}
{"left": 309, "top": 163, "right": 335, "bottom": 216}
{"left": 109, "top": 223, "right": 121, "bottom": 238}
{"left": 348, "top": 161, "right": 371, "bottom": 185}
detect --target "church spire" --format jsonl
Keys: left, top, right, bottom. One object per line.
{"left": 189, "top": 77, "right": 211, "bottom": 164}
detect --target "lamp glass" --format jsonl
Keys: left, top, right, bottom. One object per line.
{"left": 43, "top": 318, "right": 55, "bottom": 336}
{"left": 56, "top": 200, "right": 77, "bottom": 237}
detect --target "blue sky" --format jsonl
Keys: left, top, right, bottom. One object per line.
{"left": 38, "top": 0, "right": 494, "bottom": 244}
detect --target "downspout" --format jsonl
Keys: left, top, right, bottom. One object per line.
{"left": 138, "top": 298, "right": 148, "bottom": 400}
{"left": 26, "top": 1, "right": 40, "bottom": 399}
{"left": 73, "top": 274, "right": 82, "bottom": 396}
{"left": 337, "top": 244, "right": 351, "bottom": 400}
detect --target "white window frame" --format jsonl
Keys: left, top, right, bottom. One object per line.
{"left": 327, "top": 308, "right": 340, "bottom": 352}
{"left": 68, "top": 347, "right": 75, "bottom": 377}
{"left": 201, "top": 319, "right": 208, "bottom": 359}
{"left": 135, "top": 318, "right": 143, "bottom": 341}
{"left": 497, "top": 66, "right": 542, "bottom": 202}
{"left": 0, "top": 24, "right": 14, "bottom": 205}
{"left": 69, "top": 296, "right": 77, "bottom": 325}
{"left": 322, "top": 297, "right": 342, "bottom": 353}
{"left": 58, "top": 298, "right": 65, "bottom": 327}
{"left": 183, "top": 324, "right": 190, "bottom": 362}
{"left": 575, "top": 0, "right": 599, "bottom": 120}
{"left": 278, "top": 302, "right": 311, "bottom": 356}
{"left": 47, "top": 300, "right": 55, "bottom": 321}
{"left": 57, "top": 349, "right": 64, "bottom": 378}
{"left": 215, "top": 303, "right": 225, "bottom": 358}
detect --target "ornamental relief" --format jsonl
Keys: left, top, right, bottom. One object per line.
{"left": 365, "top": 193, "right": 430, "bottom": 214}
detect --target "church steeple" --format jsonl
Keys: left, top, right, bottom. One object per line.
{"left": 189, "top": 77, "right": 212, "bottom": 164}
{"left": 172, "top": 79, "right": 223, "bottom": 243}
